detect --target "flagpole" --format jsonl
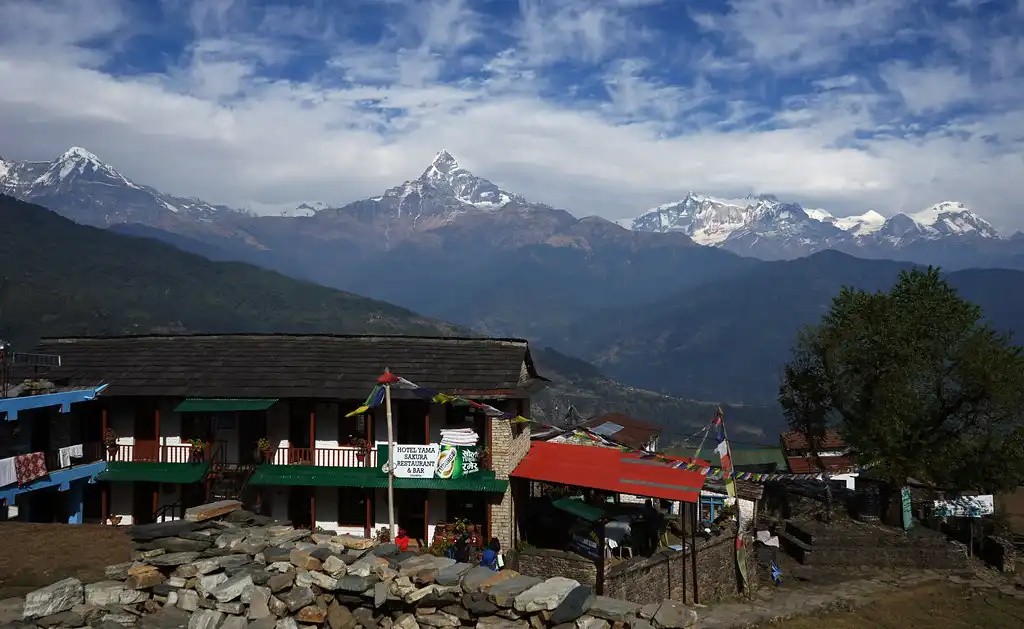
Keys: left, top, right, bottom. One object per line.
{"left": 384, "top": 370, "right": 397, "bottom": 541}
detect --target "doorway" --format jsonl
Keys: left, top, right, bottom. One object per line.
{"left": 397, "top": 489, "right": 428, "bottom": 544}
{"left": 288, "top": 403, "right": 312, "bottom": 464}
{"left": 133, "top": 404, "right": 158, "bottom": 461}
{"left": 239, "top": 411, "right": 267, "bottom": 464}
{"left": 132, "top": 482, "right": 157, "bottom": 524}
{"left": 446, "top": 492, "right": 488, "bottom": 540}
{"left": 288, "top": 486, "right": 313, "bottom": 529}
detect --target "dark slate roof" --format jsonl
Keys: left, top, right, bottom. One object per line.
{"left": 31, "top": 334, "right": 547, "bottom": 400}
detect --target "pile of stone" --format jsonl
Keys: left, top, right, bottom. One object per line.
{"left": 4, "top": 504, "right": 697, "bottom": 629}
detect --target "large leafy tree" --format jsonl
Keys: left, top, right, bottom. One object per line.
{"left": 779, "top": 267, "right": 1024, "bottom": 493}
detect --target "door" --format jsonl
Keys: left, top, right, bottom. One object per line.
{"left": 288, "top": 487, "right": 313, "bottom": 529}
{"left": 239, "top": 411, "right": 267, "bottom": 464}
{"left": 132, "top": 482, "right": 157, "bottom": 525}
{"left": 133, "top": 404, "right": 158, "bottom": 461}
{"left": 397, "top": 489, "right": 428, "bottom": 545}
{"left": 288, "top": 403, "right": 312, "bottom": 464}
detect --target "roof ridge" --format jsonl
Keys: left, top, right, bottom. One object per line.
{"left": 40, "top": 333, "right": 530, "bottom": 344}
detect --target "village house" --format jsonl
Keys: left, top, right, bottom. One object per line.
{"left": 0, "top": 381, "right": 109, "bottom": 522}
{"left": 780, "top": 429, "right": 858, "bottom": 490}
{"left": 17, "top": 333, "right": 547, "bottom": 548}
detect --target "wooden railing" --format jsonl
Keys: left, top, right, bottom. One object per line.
{"left": 269, "top": 446, "right": 376, "bottom": 468}
{"left": 109, "top": 440, "right": 226, "bottom": 463}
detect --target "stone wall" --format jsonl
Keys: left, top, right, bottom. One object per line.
{"left": 489, "top": 413, "right": 531, "bottom": 551}
{"left": 2, "top": 506, "right": 702, "bottom": 629}
{"left": 518, "top": 549, "right": 598, "bottom": 587}
{"left": 518, "top": 531, "right": 756, "bottom": 606}
{"left": 982, "top": 535, "right": 1017, "bottom": 573}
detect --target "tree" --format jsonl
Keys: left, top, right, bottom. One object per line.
{"left": 779, "top": 267, "right": 1024, "bottom": 494}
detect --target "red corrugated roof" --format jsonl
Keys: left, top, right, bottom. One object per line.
{"left": 786, "top": 455, "right": 855, "bottom": 474}
{"left": 511, "top": 441, "right": 706, "bottom": 503}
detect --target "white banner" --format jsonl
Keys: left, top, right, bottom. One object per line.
{"left": 932, "top": 495, "right": 994, "bottom": 518}
{"left": 392, "top": 444, "right": 440, "bottom": 479}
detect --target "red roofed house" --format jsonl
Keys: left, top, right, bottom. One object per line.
{"left": 780, "top": 429, "right": 858, "bottom": 490}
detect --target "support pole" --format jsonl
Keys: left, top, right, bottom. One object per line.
{"left": 690, "top": 499, "right": 699, "bottom": 604}
{"left": 384, "top": 372, "right": 397, "bottom": 540}
{"left": 67, "top": 480, "right": 84, "bottom": 525}
{"left": 596, "top": 518, "right": 607, "bottom": 596}
{"left": 681, "top": 502, "right": 687, "bottom": 603}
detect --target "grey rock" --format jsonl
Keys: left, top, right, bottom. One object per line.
{"left": 268, "top": 596, "right": 288, "bottom": 618}
{"left": 373, "top": 583, "right": 388, "bottom": 609}
{"left": 631, "top": 620, "right": 655, "bottom": 629}
{"left": 414, "top": 612, "right": 458, "bottom": 628}
{"left": 187, "top": 610, "right": 223, "bottom": 629}
{"left": 242, "top": 586, "right": 271, "bottom": 620}
{"left": 103, "top": 613, "right": 139, "bottom": 627}
{"left": 150, "top": 553, "right": 202, "bottom": 567}
{"left": 217, "top": 602, "right": 246, "bottom": 616}
{"left": 460, "top": 567, "right": 499, "bottom": 593}
{"left": 637, "top": 604, "right": 659, "bottom": 620}
{"left": 435, "top": 564, "right": 473, "bottom": 587}
{"left": 267, "top": 562, "right": 294, "bottom": 574}
{"left": 215, "top": 533, "right": 248, "bottom": 550}
{"left": 308, "top": 572, "right": 339, "bottom": 591}
{"left": 23, "top": 578, "right": 84, "bottom": 619}
{"left": 236, "top": 539, "right": 269, "bottom": 555}
{"left": 105, "top": 563, "right": 134, "bottom": 580}
{"left": 218, "top": 555, "right": 253, "bottom": 570}
{"left": 211, "top": 574, "right": 254, "bottom": 603}
{"left": 145, "top": 538, "right": 212, "bottom": 553}
{"left": 650, "top": 601, "right": 697, "bottom": 629}
{"left": 586, "top": 597, "right": 639, "bottom": 623}
{"left": 461, "top": 593, "right": 497, "bottom": 616}
{"left": 263, "top": 548, "right": 291, "bottom": 564}
{"left": 336, "top": 575, "right": 377, "bottom": 593}
{"left": 100, "top": 620, "right": 129, "bottom": 629}
{"left": 326, "top": 601, "right": 354, "bottom": 629}
{"left": 321, "top": 556, "right": 347, "bottom": 578}
{"left": 36, "top": 609, "right": 84, "bottom": 628}
{"left": 574, "top": 617, "right": 608, "bottom": 629}
{"left": 475, "top": 618, "right": 527, "bottom": 629}
{"left": 487, "top": 577, "right": 543, "bottom": 608}
{"left": 197, "top": 573, "right": 228, "bottom": 597}
{"left": 371, "top": 544, "right": 398, "bottom": 558}
{"left": 550, "top": 586, "right": 595, "bottom": 625}
{"left": 513, "top": 578, "right": 580, "bottom": 613}
{"left": 138, "top": 606, "right": 191, "bottom": 629}
{"left": 392, "top": 614, "right": 418, "bottom": 629}
{"left": 275, "top": 618, "right": 299, "bottom": 629}
{"left": 279, "top": 588, "right": 315, "bottom": 613}
{"left": 221, "top": 617, "right": 248, "bottom": 629}
{"left": 440, "top": 606, "right": 471, "bottom": 622}
{"left": 85, "top": 581, "right": 142, "bottom": 607}
{"left": 249, "top": 619, "right": 277, "bottom": 629}
{"left": 267, "top": 573, "right": 293, "bottom": 594}
{"left": 352, "top": 608, "right": 377, "bottom": 629}
{"left": 176, "top": 590, "right": 200, "bottom": 613}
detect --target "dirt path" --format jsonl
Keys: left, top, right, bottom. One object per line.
{"left": 0, "top": 522, "right": 131, "bottom": 599}
{"left": 698, "top": 568, "right": 1024, "bottom": 628}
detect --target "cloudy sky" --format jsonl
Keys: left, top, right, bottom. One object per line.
{"left": 0, "top": 0, "right": 1022, "bottom": 228}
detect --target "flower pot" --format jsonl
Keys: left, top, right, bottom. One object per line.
{"left": 106, "top": 445, "right": 118, "bottom": 457}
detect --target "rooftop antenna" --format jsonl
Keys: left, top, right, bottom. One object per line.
{"left": 0, "top": 278, "right": 62, "bottom": 397}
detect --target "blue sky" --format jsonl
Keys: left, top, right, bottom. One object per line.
{"left": 0, "top": 0, "right": 1022, "bottom": 228}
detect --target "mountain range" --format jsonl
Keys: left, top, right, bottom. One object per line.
{"left": 0, "top": 193, "right": 771, "bottom": 438}
{"left": 5, "top": 145, "right": 1024, "bottom": 443}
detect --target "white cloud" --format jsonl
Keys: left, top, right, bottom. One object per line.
{"left": 0, "top": 0, "right": 1022, "bottom": 232}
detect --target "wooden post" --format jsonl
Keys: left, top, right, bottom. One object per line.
{"left": 424, "top": 402, "right": 430, "bottom": 445}
{"left": 154, "top": 407, "right": 161, "bottom": 462}
{"left": 681, "top": 503, "right": 687, "bottom": 603}
{"left": 365, "top": 409, "right": 373, "bottom": 468}
{"left": 101, "top": 485, "right": 109, "bottom": 525}
{"left": 152, "top": 485, "right": 159, "bottom": 523}
{"left": 309, "top": 407, "right": 316, "bottom": 465}
{"left": 690, "top": 499, "right": 699, "bottom": 604}
{"left": 596, "top": 518, "right": 607, "bottom": 596}
{"left": 310, "top": 489, "right": 317, "bottom": 531}
{"left": 365, "top": 489, "right": 372, "bottom": 539}
{"left": 384, "top": 375, "right": 396, "bottom": 540}
{"left": 423, "top": 494, "right": 429, "bottom": 547}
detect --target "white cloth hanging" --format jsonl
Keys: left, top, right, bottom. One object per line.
{"left": 58, "top": 447, "right": 72, "bottom": 468}
{"left": 68, "top": 444, "right": 83, "bottom": 458}
{"left": 0, "top": 456, "right": 16, "bottom": 487}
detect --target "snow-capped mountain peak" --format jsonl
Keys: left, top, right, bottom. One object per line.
{"left": 414, "top": 150, "right": 526, "bottom": 208}
{"left": 31, "top": 145, "right": 137, "bottom": 190}
{"left": 907, "top": 201, "right": 998, "bottom": 238}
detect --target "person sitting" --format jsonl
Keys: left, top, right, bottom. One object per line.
{"left": 480, "top": 540, "right": 500, "bottom": 571}
{"left": 395, "top": 528, "right": 410, "bottom": 552}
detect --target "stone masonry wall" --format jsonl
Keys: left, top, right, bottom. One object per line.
{"left": 489, "top": 412, "right": 531, "bottom": 551}
{"left": 519, "top": 532, "right": 756, "bottom": 606}
{"left": 518, "top": 549, "right": 598, "bottom": 587}
{"left": 3, "top": 506, "right": 703, "bottom": 629}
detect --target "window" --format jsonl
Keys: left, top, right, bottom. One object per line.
{"left": 337, "top": 414, "right": 366, "bottom": 446}
{"left": 338, "top": 488, "right": 366, "bottom": 527}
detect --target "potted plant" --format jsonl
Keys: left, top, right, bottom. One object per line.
{"left": 189, "top": 438, "right": 207, "bottom": 462}
{"left": 352, "top": 438, "right": 369, "bottom": 463}
{"left": 256, "top": 438, "right": 272, "bottom": 462}
{"left": 103, "top": 428, "right": 119, "bottom": 457}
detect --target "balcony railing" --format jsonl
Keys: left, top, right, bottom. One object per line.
{"left": 268, "top": 446, "right": 376, "bottom": 468}
{"left": 42, "top": 441, "right": 106, "bottom": 472}
{"left": 108, "top": 440, "right": 225, "bottom": 463}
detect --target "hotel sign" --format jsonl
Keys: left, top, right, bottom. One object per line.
{"left": 392, "top": 444, "right": 440, "bottom": 479}
{"left": 382, "top": 444, "right": 481, "bottom": 480}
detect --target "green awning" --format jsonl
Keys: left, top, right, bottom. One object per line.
{"left": 393, "top": 471, "right": 508, "bottom": 493}
{"left": 250, "top": 466, "right": 388, "bottom": 488}
{"left": 174, "top": 398, "right": 278, "bottom": 412}
{"left": 99, "top": 461, "right": 211, "bottom": 484}
{"left": 249, "top": 465, "right": 508, "bottom": 492}
{"left": 553, "top": 498, "right": 605, "bottom": 522}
